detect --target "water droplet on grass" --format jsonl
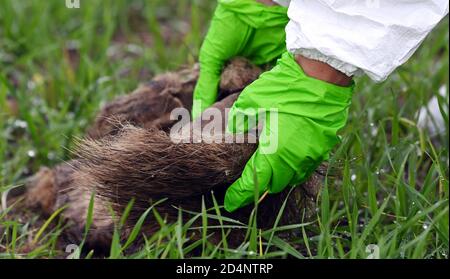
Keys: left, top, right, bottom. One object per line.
{"left": 27, "top": 150, "right": 36, "bottom": 158}
{"left": 13, "top": 119, "right": 28, "bottom": 129}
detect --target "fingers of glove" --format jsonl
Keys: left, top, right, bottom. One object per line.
{"left": 199, "top": 6, "right": 251, "bottom": 71}
{"left": 224, "top": 149, "right": 272, "bottom": 212}
{"left": 194, "top": 6, "right": 252, "bottom": 120}
{"left": 227, "top": 104, "right": 260, "bottom": 134}
{"left": 271, "top": 114, "right": 342, "bottom": 190}
{"left": 225, "top": 75, "right": 276, "bottom": 134}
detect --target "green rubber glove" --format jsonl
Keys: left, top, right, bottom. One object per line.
{"left": 192, "top": 0, "right": 288, "bottom": 119}
{"left": 224, "top": 52, "right": 355, "bottom": 212}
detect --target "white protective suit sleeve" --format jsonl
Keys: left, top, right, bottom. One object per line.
{"left": 272, "top": 0, "right": 289, "bottom": 7}
{"left": 276, "top": 0, "right": 448, "bottom": 82}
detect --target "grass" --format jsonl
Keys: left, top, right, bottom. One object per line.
{"left": 0, "top": 0, "right": 448, "bottom": 259}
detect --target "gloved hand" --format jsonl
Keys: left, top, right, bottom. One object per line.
{"left": 224, "top": 52, "right": 355, "bottom": 212}
{"left": 192, "top": 0, "right": 288, "bottom": 119}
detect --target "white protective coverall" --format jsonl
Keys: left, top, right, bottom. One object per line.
{"left": 273, "top": 0, "right": 449, "bottom": 82}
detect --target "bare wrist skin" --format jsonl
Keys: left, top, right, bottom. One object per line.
{"left": 256, "top": 0, "right": 279, "bottom": 6}
{"left": 295, "top": 54, "right": 353, "bottom": 87}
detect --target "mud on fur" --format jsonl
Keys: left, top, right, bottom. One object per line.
{"left": 23, "top": 59, "right": 323, "bottom": 253}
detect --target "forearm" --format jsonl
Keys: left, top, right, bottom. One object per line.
{"left": 295, "top": 54, "right": 353, "bottom": 87}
